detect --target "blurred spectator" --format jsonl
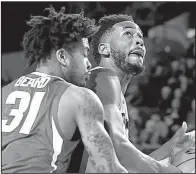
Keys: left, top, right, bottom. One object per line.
{"left": 170, "top": 60, "right": 182, "bottom": 78}
{"left": 164, "top": 115, "right": 174, "bottom": 127}
{"left": 151, "top": 114, "right": 169, "bottom": 144}
{"left": 186, "top": 99, "right": 195, "bottom": 131}
{"left": 173, "top": 88, "right": 183, "bottom": 99}
{"left": 139, "top": 113, "right": 169, "bottom": 152}
{"left": 186, "top": 57, "right": 195, "bottom": 70}
{"left": 158, "top": 86, "right": 172, "bottom": 113}
{"left": 166, "top": 99, "right": 180, "bottom": 121}
{"left": 179, "top": 74, "right": 189, "bottom": 93}
{"left": 140, "top": 118, "right": 156, "bottom": 144}
{"left": 171, "top": 60, "right": 180, "bottom": 72}
{"left": 125, "top": 84, "right": 143, "bottom": 106}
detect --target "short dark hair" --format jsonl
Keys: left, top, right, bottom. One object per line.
{"left": 22, "top": 6, "right": 98, "bottom": 66}
{"left": 91, "top": 14, "right": 134, "bottom": 64}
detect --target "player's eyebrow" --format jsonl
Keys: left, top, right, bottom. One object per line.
{"left": 122, "top": 26, "right": 136, "bottom": 29}
{"left": 122, "top": 26, "right": 144, "bottom": 37}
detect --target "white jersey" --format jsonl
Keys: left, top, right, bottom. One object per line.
{"left": 119, "top": 92, "right": 129, "bottom": 138}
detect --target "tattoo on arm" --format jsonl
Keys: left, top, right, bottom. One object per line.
{"left": 77, "top": 89, "right": 126, "bottom": 173}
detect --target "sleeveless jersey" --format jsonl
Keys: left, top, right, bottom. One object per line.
{"left": 2, "top": 72, "right": 81, "bottom": 173}
{"left": 119, "top": 92, "right": 129, "bottom": 138}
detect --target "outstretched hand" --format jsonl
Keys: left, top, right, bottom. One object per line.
{"left": 171, "top": 122, "right": 187, "bottom": 145}
{"left": 149, "top": 122, "right": 194, "bottom": 162}
{"left": 170, "top": 122, "right": 195, "bottom": 157}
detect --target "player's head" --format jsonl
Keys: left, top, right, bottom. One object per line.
{"left": 22, "top": 6, "right": 98, "bottom": 86}
{"left": 91, "top": 14, "right": 146, "bottom": 76}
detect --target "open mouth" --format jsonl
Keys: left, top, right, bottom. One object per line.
{"left": 129, "top": 49, "right": 144, "bottom": 59}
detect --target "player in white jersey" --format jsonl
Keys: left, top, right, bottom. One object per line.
{"left": 2, "top": 6, "right": 128, "bottom": 173}
{"left": 84, "top": 14, "right": 193, "bottom": 173}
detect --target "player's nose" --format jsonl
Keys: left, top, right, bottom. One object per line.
{"left": 135, "top": 37, "right": 144, "bottom": 47}
{"left": 86, "top": 60, "right": 92, "bottom": 70}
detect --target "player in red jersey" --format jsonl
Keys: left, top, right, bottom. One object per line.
{"left": 1, "top": 7, "right": 127, "bottom": 173}
{"left": 85, "top": 14, "right": 193, "bottom": 173}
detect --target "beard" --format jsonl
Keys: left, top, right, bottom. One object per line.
{"left": 111, "top": 48, "right": 145, "bottom": 76}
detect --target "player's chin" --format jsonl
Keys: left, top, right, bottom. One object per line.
{"left": 72, "top": 78, "right": 86, "bottom": 87}
{"left": 125, "top": 62, "right": 145, "bottom": 76}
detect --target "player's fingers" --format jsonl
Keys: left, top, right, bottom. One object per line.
{"left": 177, "top": 134, "right": 189, "bottom": 144}
{"left": 178, "top": 122, "right": 187, "bottom": 135}
{"left": 181, "top": 122, "right": 187, "bottom": 134}
{"left": 173, "top": 122, "right": 187, "bottom": 139}
{"left": 160, "top": 157, "right": 172, "bottom": 164}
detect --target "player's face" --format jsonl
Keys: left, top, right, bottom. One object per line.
{"left": 68, "top": 38, "right": 92, "bottom": 87}
{"left": 109, "top": 21, "right": 146, "bottom": 75}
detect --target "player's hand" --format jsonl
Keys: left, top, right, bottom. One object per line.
{"left": 168, "top": 122, "right": 189, "bottom": 154}
{"left": 172, "top": 130, "right": 195, "bottom": 156}
{"left": 159, "top": 157, "right": 182, "bottom": 173}
{"left": 170, "top": 123, "right": 195, "bottom": 157}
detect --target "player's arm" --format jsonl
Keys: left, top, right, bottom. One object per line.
{"left": 149, "top": 122, "right": 191, "bottom": 161}
{"left": 104, "top": 104, "right": 183, "bottom": 173}
{"left": 73, "top": 87, "right": 127, "bottom": 173}
{"left": 92, "top": 73, "right": 181, "bottom": 173}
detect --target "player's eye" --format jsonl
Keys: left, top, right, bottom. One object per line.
{"left": 124, "top": 31, "right": 133, "bottom": 37}
{"left": 138, "top": 33, "right": 143, "bottom": 39}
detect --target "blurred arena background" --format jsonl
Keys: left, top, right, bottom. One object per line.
{"left": 1, "top": 2, "right": 195, "bottom": 154}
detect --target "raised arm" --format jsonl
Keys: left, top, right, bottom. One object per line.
{"left": 88, "top": 71, "right": 181, "bottom": 173}
{"left": 74, "top": 87, "right": 127, "bottom": 173}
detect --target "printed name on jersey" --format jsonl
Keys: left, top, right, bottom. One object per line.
{"left": 15, "top": 76, "right": 51, "bottom": 88}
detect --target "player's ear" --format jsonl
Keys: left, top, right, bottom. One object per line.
{"left": 98, "top": 43, "right": 111, "bottom": 58}
{"left": 56, "top": 48, "right": 71, "bottom": 67}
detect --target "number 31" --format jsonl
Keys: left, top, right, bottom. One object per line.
{"left": 2, "top": 91, "right": 45, "bottom": 134}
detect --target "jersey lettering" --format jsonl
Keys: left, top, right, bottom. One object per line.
{"left": 15, "top": 76, "right": 51, "bottom": 88}
{"left": 2, "top": 91, "right": 45, "bottom": 134}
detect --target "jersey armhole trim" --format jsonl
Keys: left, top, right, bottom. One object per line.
{"left": 51, "top": 85, "right": 72, "bottom": 141}
{"left": 52, "top": 113, "right": 68, "bottom": 141}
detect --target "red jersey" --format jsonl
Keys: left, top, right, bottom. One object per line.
{"left": 2, "top": 72, "right": 81, "bottom": 173}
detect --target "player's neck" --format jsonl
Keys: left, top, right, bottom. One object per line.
{"left": 36, "top": 61, "right": 64, "bottom": 79}
{"left": 99, "top": 59, "right": 133, "bottom": 94}
{"left": 119, "top": 72, "right": 133, "bottom": 94}
{"left": 115, "top": 69, "right": 132, "bottom": 94}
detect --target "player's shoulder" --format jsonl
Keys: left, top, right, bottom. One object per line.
{"left": 87, "top": 67, "right": 121, "bottom": 104}
{"left": 58, "top": 85, "right": 103, "bottom": 118}
{"left": 62, "top": 85, "right": 100, "bottom": 105}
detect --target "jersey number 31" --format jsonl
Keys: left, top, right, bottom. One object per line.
{"left": 2, "top": 91, "right": 45, "bottom": 134}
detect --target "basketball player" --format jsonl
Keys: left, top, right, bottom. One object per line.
{"left": 85, "top": 14, "right": 191, "bottom": 172}
{"left": 1, "top": 7, "right": 127, "bottom": 173}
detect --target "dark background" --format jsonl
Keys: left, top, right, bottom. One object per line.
{"left": 1, "top": 2, "right": 195, "bottom": 53}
